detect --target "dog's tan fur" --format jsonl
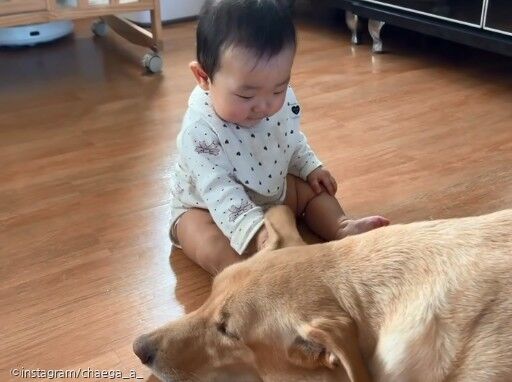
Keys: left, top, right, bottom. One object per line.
{"left": 135, "top": 206, "right": 512, "bottom": 382}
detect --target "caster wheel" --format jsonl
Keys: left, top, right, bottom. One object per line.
{"left": 142, "top": 52, "right": 163, "bottom": 73}
{"left": 92, "top": 20, "right": 107, "bottom": 37}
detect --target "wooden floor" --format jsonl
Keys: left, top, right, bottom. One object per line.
{"left": 1, "top": 11, "right": 511, "bottom": 381}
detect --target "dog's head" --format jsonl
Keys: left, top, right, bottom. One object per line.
{"left": 134, "top": 206, "right": 369, "bottom": 382}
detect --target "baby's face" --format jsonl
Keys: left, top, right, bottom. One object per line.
{"left": 209, "top": 45, "right": 295, "bottom": 127}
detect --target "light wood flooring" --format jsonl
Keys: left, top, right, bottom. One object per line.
{"left": 1, "top": 11, "right": 511, "bottom": 382}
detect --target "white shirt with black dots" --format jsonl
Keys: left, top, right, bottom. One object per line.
{"left": 169, "top": 85, "right": 322, "bottom": 254}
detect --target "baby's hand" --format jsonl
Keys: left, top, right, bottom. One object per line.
{"left": 307, "top": 167, "right": 338, "bottom": 196}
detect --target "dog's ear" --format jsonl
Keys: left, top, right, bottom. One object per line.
{"left": 286, "top": 316, "right": 370, "bottom": 382}
{"left": 264, "top": 206, "right": 305, "bottom": 250}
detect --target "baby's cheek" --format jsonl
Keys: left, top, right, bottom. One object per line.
{"left": 271, "top": 96, "right": 286, "bottom": 116}
{"left": 216, "top": 100, "right": 247, "bottom": 124}
{"left": 227, "top": 106, "right": 248, "bottom": 123}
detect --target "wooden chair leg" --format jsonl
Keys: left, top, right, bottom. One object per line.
{"left": 101, "top": 15, "right": 156, "bottom": 49}
{"left": 150, "top": 0, "right": 163, "bottom": 51}
{"left": 98, "top": 0, "right": 162, "bottom": 52}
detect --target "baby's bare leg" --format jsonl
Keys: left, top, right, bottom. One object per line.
{"left": 284, "top": 175, "right": 343, "bottom": 240}
{"left": 176, "top": 209, "right": 250, "bottom": 274}
{"left": 284, "top": 175, "right": 389, "bottom": 241}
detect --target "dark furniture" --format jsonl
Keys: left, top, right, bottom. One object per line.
{"left": 327, "top": 0, "right": 512, "bottom": 56}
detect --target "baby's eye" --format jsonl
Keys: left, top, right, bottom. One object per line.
{"left": 236, "top": 94, "right": 254, "bottom": 100}
{"left": 274, "top": 90, "right": 286, "bottom": 95}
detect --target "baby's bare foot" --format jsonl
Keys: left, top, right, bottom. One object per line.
{"left": 335, "top": 216, "right": 390, "bottom": 239}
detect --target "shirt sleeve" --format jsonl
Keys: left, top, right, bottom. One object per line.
{"left": 179, "top": 122, "right": 265, "bottom": 254}
{"left": 287, "top": 113, "right": 323, "bottom": 180}
{"left": 288, "top": 131, "right": 323, "bottom": 180}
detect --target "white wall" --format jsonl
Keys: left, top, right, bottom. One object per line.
{"left": 126, "top": 0, "right": 206, "bottom": 23}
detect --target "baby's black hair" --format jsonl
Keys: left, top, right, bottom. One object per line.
{"left": 196, "top": 0, "right": 296, "bottom": 80}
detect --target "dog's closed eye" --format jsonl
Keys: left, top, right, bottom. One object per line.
{"left": 216, "top": 321, "right": 228, "bottom": 335}
{"left": 216, "top": 321, "right": 240, "bottom": 340}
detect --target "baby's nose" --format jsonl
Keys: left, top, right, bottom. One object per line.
{"left": 253, "top": 100, "right": 271, "bottom": 114}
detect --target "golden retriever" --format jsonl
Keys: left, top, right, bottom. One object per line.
{"left": 134, "top": 206, "right": 512, "bottom": 381}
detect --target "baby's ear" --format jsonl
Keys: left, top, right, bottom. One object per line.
{"left": 189, "top": 61, "right": 210, "bottom": 91}
{"left": 264, "top": 206, "right": 305, "bottom": 250}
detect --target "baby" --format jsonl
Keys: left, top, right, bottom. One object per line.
{"left": 170, "top": 0, "right": 389, "bottom": 274}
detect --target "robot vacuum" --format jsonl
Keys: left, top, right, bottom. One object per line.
{"left": 0, "top": 21, "right": 74, "bottom": 47}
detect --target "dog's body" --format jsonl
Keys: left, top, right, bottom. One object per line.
{"left": 134, "top": 207, "right": 512, "bottom": 382}
{"left": 318, "top": 209, "right": 512, "bottom": 381}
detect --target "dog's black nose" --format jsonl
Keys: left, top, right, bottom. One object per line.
{"left": 133, "top": 334, "right": 156, "bottom": 365}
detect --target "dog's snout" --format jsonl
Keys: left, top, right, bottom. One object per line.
{"left": 133, "top": 334, "right": 156, "bottom": 365}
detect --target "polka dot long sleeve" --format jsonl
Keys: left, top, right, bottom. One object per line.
{"left": 169, "top": 86, "right": 322, "bottom": 254}
{"left": 288, "top": 130, "right": 323, "bottom": 181}
{"left": 178, "top": 123, "right": 265, "bottom": 254}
